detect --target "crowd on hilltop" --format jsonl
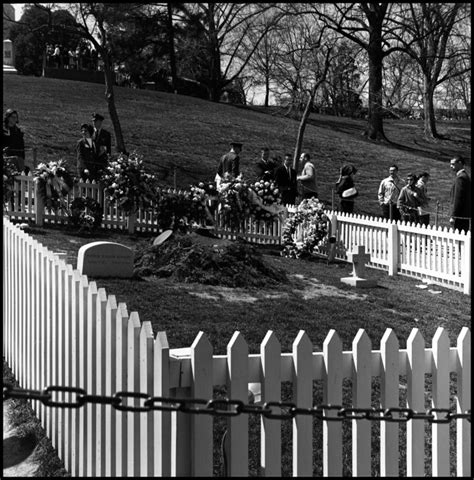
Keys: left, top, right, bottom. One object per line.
{"left": 46, "top": 43, "right": 103, "bottom": 71}
{"left": 2, "top": 108, "right": 472, "bottom": 232}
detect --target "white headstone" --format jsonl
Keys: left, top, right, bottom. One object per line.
{"left": 77, "top": 241, "right": 134, "bottom": 278}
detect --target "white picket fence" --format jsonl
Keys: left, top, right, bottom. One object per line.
{"left": 4, "top": 174, "right": 471, "bottom": 293}
{"left": 3, "top": 218, "right": 471, "bottom": 477}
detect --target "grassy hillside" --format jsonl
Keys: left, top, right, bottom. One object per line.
{"left": 3, "top": 74, "right": 470, "bottom": 223}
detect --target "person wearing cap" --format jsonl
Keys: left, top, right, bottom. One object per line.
{"left": 216, "top": 141, "right": 242, "bottom": 180}
{"left": 91, "top": 113, "right": 112, "bottom": 163}
{"left": 3, "top": 109, "right": 26, "bottom": 173}
{"left": 76, "top": 123, "right": 100, "bottom": 180}
{"left": 335, "top": 165, "right": 358, "bottom": 214}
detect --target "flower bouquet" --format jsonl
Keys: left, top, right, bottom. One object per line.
{"left": 67, "top": 196, "right": 103, "bottom": 233}
{"left": 217, "top": 175, "right": 255, "bottom": 229}
{"left": 33, "top": 159, "right": 74, "bottom": 211}
{"left": 249, "top": 178, "right": 283, "bottom": 223}
{"left": 3, "top": 153, "right": 21, "bottom": 207}
{"left": 102, "top": 152, "right": 157, "bottom": 214}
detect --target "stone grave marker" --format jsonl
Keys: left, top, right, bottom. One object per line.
{"left": 341, "top": 245, "right": 377, "bottom": 288}
{"left": 77, "top": 241, "right": 134, "bottom": 278}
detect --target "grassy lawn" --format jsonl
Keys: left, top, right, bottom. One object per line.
{"left": 4, "top": 75, "right": 471, "bottom": 227}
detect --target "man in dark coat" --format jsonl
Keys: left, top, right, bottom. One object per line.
{"left": 91, "top": 112, "right": 112, "bottom": 164}
{"left": 217, "top": 141, "right": 242, "bottom": 180}
{"left": 449, "top": 156, "right": 471, "bottom": 232}
{"left": 274, "top": 153, "right": 297, "bottom": 205}
{"left": 258, "top": 147, "right": 276, "bottom": 179}
{"left": 76, "top": 123, "right": 101, "bottom": 180}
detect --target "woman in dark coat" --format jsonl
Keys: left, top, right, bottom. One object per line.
{"left": 3, "top": 109, "right": 26, "bottom": 172}
{"left": 335, "top": 165, "right": 358, "bottom": 213}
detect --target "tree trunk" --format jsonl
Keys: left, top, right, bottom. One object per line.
{"left": 293, "top": 87, "right": 317, "bottom": 170}
{"left": 364, "top": 9, "right": 387, "bottom": 141}
{"left": 167, "top": 3, "right": 178, "bottom": 93}
{"left": 207, "top": 4, "right": 221, "bottom": 102}
{"left": 423, "top": 77, "right": 439, "bottom": 139}
{"left": 102, "top": 55, "right": 126, "bottom": 154}
{"left": 264, "top": 72, "right": 269, "bottom": 107}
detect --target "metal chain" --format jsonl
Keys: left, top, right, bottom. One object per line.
{"left": 3, "top": 384, "right": 471, "bottom": 423}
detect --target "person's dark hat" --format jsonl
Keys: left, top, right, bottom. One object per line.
{"left": 230, "top": 141, "right": 243, "bottom": 147}
{"left": 91, "top": 112, "right": 104, "bottom": 121}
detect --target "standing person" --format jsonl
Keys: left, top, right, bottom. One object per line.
{"left": 216, "top": 141, "right": 242, "bottom": 182}
{"left": 254, "top": 161, "right": 273, "bottom": 182}
{"left": 416, "top": 172, "right": 431, "bottom": 226}
{"left": 397, "top": 173, "right": 422, "bottom": 224}
{"left": 335, "top": 165, "right": 358, "bottom": 214}
{"left": 53, "top": 44, "right": 61, "bottom": 68}
{"left": 378, "top": 164, "right": 404, "bottom": 221}
{"left": 297, "top": 152, "right": 318, "bottom": 200}
{"left": 258, "top": 147, "right": 276, "bottom": 179}
{"left": 76, "top": 123, "right": 99, "bottom": 181}
{"left": 91, "top": 112, "right": 112, "bottom": 166}
{"left": 449, "top": 156, "right": 471, "bottom": 232}
{"left": 274, "top": 153, "right": 298, "bottom": 205}
{"left": 3, "top": 109, "right": 26, "bottom": 173}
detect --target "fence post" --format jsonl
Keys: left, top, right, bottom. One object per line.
{"left": 34, "top": 178, "right": 45, "bottom": 226}
{"left": 387, "top": 222, "right": 398, "bottom": 276}
{"left": 127, "top": 211, "right": 136, "bottom": 234}
{"left": 327, "top": 214, "right": 338, "bottom": 263}
{"left": 33, "top": 147, "right": 38, "bottom": 169}
{"left": 462, "top": 232, "right": 471, "bottom": 295}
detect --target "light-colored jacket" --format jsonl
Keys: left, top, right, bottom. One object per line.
{"left": 378, "top": 175, "right": 404, "bottom": 205}
{"left": 415, "top": 178, "right": 430, "bottom": 215}
{"left": 298, "top": 161, "right": 318, "bottom": 195}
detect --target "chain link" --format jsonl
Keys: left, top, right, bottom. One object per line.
{"left": 3, "top": 384, "right": 471, "bottom": 423}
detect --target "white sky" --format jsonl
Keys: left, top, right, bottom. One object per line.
{"left": 12, "top": 3, "right": 25, "bottom": 20}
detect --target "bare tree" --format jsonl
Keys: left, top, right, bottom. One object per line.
{"left": 29, "top": 2, "right": 135, "bottom": 153}
{"left": 176, "top": 3, "right": 283, "bottom": 102}
{"left": 389, "top": 3, "right": 469, "bottom": 138}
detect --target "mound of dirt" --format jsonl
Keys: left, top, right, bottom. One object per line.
{"left": 134, "top": 231, "right": 288, "bottom": 288}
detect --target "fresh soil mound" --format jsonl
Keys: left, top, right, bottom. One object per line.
{"left": 134, "top": 231, "right": 288, "bottom": 288}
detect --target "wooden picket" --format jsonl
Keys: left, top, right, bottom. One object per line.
{"left": 2, "top": 218, "right": 471, "bottom": 477}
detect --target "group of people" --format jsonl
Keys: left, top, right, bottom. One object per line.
{"left": 377, "top": 160, "right": 471, "bottom": 232}
{"left": 47, "top": 43, "right": 101, "bottom": 71}
{"left": 216, "top": 143, "right": 318, "bottom": 205}
{"left": 76, "top": 113, "right": 112, "bottom": 181}
{"left": 215, "top": 142, "right": 471, "bottom": 232}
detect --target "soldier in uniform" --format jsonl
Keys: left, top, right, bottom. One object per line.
{"left": 91, "top": 112, "right": 112, "bottom": 167}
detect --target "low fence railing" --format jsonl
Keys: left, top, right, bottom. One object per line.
{"left": 3, "top": 174, "right": 471, "bottom": 294}
{"left": 3, "top": 218, "right": 471, "bottom": 477}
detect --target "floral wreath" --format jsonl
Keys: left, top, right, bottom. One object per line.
{"left": 33, "top": 159, "right": 74, "bottom": 210}
{"left": 281, "top": 198, "right": 329, "bottom": 258}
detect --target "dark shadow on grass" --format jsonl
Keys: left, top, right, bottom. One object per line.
{"left": 3, "top": 433, "right": 38, "bottom": 468}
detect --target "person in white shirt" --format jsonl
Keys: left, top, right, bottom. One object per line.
{"left": 378, "top": 165, "right": 404, "bottom": 221}
{"left": 297, "top": 153, "right": 318, "bottom": 200}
